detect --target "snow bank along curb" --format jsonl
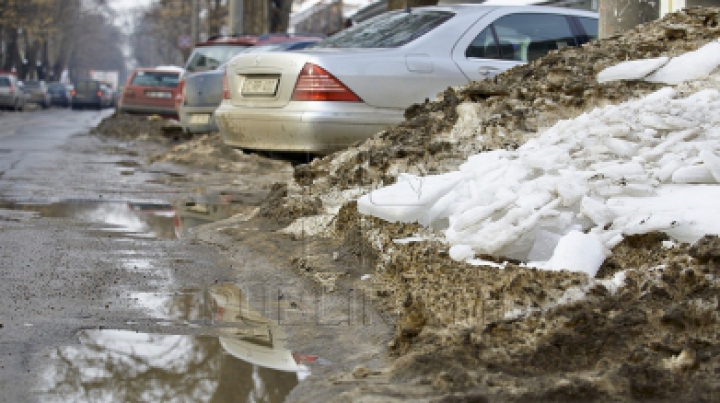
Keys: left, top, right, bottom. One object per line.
{"left": 359, "top": 43, "right": 720, "bottom": 278}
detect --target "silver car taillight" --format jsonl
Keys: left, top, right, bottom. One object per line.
{"left": 292, "top": 63, "right": 361, "bottom": 102}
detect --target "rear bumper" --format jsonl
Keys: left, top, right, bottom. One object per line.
{"left": 118, "top": 104, "right": 178, "bottom": 117}
{"left": 179, "top": 104, "right": 218, "bottom": 134}
{"left": 215, "top": 101, "right": 403, "bottom": 154}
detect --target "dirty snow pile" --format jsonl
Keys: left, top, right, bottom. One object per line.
{"left": 359, "top": 40, "right": 720, "bottom": 278}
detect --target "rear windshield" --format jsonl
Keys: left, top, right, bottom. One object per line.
{"left": 131, "top": 71, "right": 180, "bottom": 87}
{"left": 0, "top": 77, "right": 10, "bottom": 87}
{"left": 314, "top": 10, "right": 454, "bottom": 48}
{"left": 185, "top": 45, "right": 249, "bottom": 73}
{"left": 76, "top": 81, "right": 100, "bottom": 91}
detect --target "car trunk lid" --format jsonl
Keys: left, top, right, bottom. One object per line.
{"left": 225, "top": 52, "right": 313, "bottom": 108}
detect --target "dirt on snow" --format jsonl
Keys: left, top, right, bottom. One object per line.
{"left": 95, "top": 7, "right": 720, "bottom": 402}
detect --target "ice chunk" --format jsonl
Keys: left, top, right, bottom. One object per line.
{"left": 671, "top": 165, "right": 716, "bottom": 184}
{"left": 645, "top": 41, "right": 720, "bottom": 84}
{"left": 581, "top": 196, "right": 616, "bottom": 227}
{"left": 449, "top": 244, "right": 474, "bottom": 261}
{"left": 542, "top": 231, "right": 606, "bottom": 277}
{"left": 597, "top": 56, "right": 669, "bottom": 83}
{"left": 357, "top": 172, "right": 465, "bottom": 224}
{"left": 699, "top": 149, "right": 720, "bottom": 183}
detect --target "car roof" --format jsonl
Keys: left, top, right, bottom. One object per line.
{"left": 132, "top": 67, "right": 183, "bottom": 73}
{"left": 418, "top": 4, "right": 597, "bottom": 17}
{"left": 195, "top": 33, "right": 324, "bottom": 47}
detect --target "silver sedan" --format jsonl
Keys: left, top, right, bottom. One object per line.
{"left": 216, "top": 5, "right": 598, "bottom": 154}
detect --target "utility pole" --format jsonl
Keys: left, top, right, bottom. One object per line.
{"left": 229, "top": 0, "right": 244, "bottom": 35}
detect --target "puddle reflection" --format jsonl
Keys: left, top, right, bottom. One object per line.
{"left": 0, "top": 198, "right": 243, "bottom": 239}
{"left": 37, "top": 283, "right": 308, "bottom": 402}
{"left": 38, "top": 330, "right": 298, "bottom": 403}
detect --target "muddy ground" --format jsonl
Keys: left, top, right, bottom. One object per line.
{"left": 97, "top": 8, "right": 720, "bottom": 402}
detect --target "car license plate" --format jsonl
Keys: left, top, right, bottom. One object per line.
{"left": 242, "top": 78, "right": 278, "bottom": 95}
{"left": 146, "top": 91, "right": 172, "bottom": 99}
{"left": 189, "top": 114, "right": 210, "bottom": 125}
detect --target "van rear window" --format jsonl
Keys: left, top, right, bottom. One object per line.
{"left": 76, "top": 81, "right": 99, "bottom": 91}
{"left": 0, "top": 78, "right": 10, "bottom": 87}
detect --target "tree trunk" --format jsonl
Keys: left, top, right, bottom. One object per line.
{"left": 244, "top": 0, "right": 268, "bottom": 34}
{"left": 273, "top": 0, "right": 293, "bottom": 33}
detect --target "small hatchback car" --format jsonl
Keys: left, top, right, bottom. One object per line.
{"left": 117, "top": 67, "right": 182, "bottom": 118}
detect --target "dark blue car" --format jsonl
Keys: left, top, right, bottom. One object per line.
{"left": 47, "top": 82, "right": 72, "bottom": 107}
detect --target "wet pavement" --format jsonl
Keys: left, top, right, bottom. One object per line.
{"left": 0, "top": 109, "right": 305, "bottom": 402}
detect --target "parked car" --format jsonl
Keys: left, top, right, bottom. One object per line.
{"left": 175, "top": 33, "right": 324, "bottom": 116}
{"left": 23, "top": 80, "right": 51, "bottom": 109}
{"left": 180, "top": 39, "right": 322, "bottom": 135}
{"left": 215, "top": 5, "right": 598, "bottom": 154}
{"left": 71, "top": 79, "right": 112, "bottom": 110}
{"left": 117, "top": 67, "right": 182, "bottom": 118}
{"left": 0, "top": 74, "right": 27, "bottom": 111}
{"left": 100, "top": 83, "right": 116, "bottom": 107}
{"left": 47, "top": 82, "right": 72, "bottom": 107}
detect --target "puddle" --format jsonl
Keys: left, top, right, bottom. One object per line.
{"left": 36, "top": 283, "right": 310, "bottom": 402}
{"left": 1, "top": 197, "right": 310, "bottom": 400}
{"left": 0, "top": 198, "right": 244, "bottom": 239}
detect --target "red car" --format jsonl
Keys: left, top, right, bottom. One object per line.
{"left": 117, "top": 67, "right": 183, "bottom": 118}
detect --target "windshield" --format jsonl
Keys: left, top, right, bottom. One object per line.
{"left": 130, "top": 71, "right": 180, "bottom": 87}
{"left": 185, "top": 45, "right": 249, "bottom": 73}
{"left": 314, "top": 10, "right": 454, "bottom": 48}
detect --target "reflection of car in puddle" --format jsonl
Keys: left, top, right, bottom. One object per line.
{"left": 127, "top": 201, "right": 176, "bottom": 217}
{"left": 173, "top": 201, "right": 240, "bottom": 238}
{"left": 210, "top": 283, "right": 313, "bottom": 376}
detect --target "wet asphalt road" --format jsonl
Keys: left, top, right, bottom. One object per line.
{"left": 0, "top": 108, "right": 296, "bottom": 402}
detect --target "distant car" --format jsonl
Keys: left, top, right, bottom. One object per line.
{"left": 117, "top": 67, "right": 182, "bottom": 118}
{"left": 47, "top": 82, "right": 72, "bottom": 107}
{"left": 71, "top": 79, "right": 110, "bottom": 110}
{"left": 23, "top": 80, "right": 51, "bottom": 109}
{"left": 175, "top": 33, "right": 324, "bottom": 117}
{"left": 0, "top": 74, "right": 27, "bottom": 111}
{"left": 216, "top": 5, "right": 598, "bottom": 154}
{"left": 179, "top": 39, "right": 322, "bottom": 135}
{"left": 100, "top": 84, "right": 116, "bottom": 107}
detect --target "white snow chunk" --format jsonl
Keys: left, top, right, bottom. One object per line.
{"left": 540, "top": 231, "right": 606, "bottom": 277}
{"left": 393, "top": 236, "right": 424, "bottom": 244}
{"left": 671, "top": 165, "right": 716, "bottom": 184}
{"left": 645, "top": 41, "right": 720, "bottom": 84}
{"left": 449, "top": 244, "right": 475, "bottom": 261}
{"left": 597, "top": 57, "right": 669, "bottom": 83}
{"left": 357, "top": 172, "right": 465, "bottom": 225}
